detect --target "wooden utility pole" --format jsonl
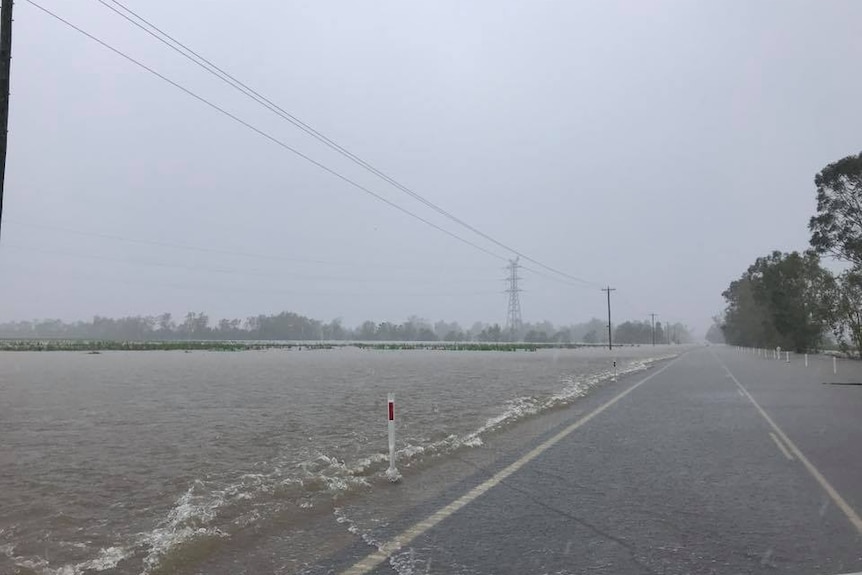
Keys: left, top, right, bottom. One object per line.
{"left": 0, "top": 0, "right": 13, "bottom": 241}
{"left": 602, "top": 286, "right": 615, "bottom": 350}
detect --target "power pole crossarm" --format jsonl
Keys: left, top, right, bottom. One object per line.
{"left": 0, "top": 0, "right": 14, "bottom": 241}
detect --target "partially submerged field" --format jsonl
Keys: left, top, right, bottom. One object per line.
{"left": 0, "top": 339, "right": 640, "bottom": 352}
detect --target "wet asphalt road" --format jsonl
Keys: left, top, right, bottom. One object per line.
{"left": 327, "top": 347, "right": 862, "bottom": 575}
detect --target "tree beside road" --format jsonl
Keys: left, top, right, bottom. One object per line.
{"left": 721, "top": 151, "right": 862, "bottom": 355}
{"left": 720, "top": 251, "right": 833, "bottom": 352}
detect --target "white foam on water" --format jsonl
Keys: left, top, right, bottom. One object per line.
{"left": 333, "top": 506, "right": 394, "bottom": 561}
{"left": 294, "top": 452, "right": 383, "bottom": 495}
{"left": 14, "top": 556, "right": 49, "bottom": 572}
{"left": 544, "top": 355, "right": 676, "bottom": 413}
{"left": 79, "top": 546, "right": 128, "bottom": 572}
{"left": 332, "top": 508, "right": 361, "bottom": 537}
{"left": 0, "top": 545, "right": 122, "bottom": 575}
{"left": 388, "top": 547, "right": 425, "bottom": 575}
{"left": 351, "top": 453, "right": 389, "bottom": 475}
{"left": 323, "top": 475, "right": 371, "bottom": 493}
{"left": 333, "top": 509, "right": 421, "bottom": 575}
{"left": 461, "top": 435, "right": 483, "bottom": 447}
{"left": 398, "top": 442, "right": 431, "bottom": 460}
{"left": 2, "top": 539, "right": 129, "bottom": 575}
{"left": 28, "top": 450, "right": 384, "bottom": 574}
{"left": 380, "top": 354, "right": 678, "bottom": 475}
{"left": 233, "top": 508, "right": 263, "bottom": 529}
{"left": 126, "top": 450, "right": 383, "bottom": 572}
{"left": 474, "top": 395, "right": 543, "bottom": 434}
{"left": 139, "top": 482, "right": 229, "bottom": 573}
{"left": 108, "top": 452, "right": 360, "bottom": 572}
{"left": 9, "top": 352, "right": 678, "bottom": 575}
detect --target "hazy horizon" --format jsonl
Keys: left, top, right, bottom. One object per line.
{"left": 3, "top": 1, "right": 862, "bottom": 335}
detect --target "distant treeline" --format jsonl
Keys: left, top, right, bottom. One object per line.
{"left": 713, "top": 151, "right": 862, "bottom": 355}
{"left": 0, "top": 312, "right": 693, "bottom": 344}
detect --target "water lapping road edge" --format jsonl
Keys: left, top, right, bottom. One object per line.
{"left": 2, "top": 351, "right": 678, "bottom": 575}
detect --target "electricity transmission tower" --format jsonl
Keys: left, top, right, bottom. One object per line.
{"left": 505, "top": 257, "right": 523, "bottom": 341}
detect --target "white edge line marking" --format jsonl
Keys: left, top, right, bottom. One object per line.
{"left": 768, "top": 431, "right": 794, "bottom": 461}
{"left": 717, "top": 354, "right": 862, "bottom": 537}
{"left": 339, "top": 356, "right": 683, "bottom": 575}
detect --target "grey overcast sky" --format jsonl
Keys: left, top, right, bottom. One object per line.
{"left": 2, "top": 0, "right": 861, "bottom": 334}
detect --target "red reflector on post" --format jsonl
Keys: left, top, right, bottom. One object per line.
{"left": 388, "top": 401, "right": 394, "bottom": 421}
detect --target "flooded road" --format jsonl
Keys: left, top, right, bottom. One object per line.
{"left": 1, "top": 346, "right": 677, "bottom": 574}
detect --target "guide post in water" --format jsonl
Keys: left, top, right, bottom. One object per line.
{"left": 386, "top": 393, "right": 401, "bottom": 482}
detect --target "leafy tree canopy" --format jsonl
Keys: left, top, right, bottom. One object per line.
{"left": 721, "top": 251, "right": 834, "bottom": 352}
{"left": 809, "top": 151, "right": 862, "bottom": 265}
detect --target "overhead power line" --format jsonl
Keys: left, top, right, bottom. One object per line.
{"left": 7, "top": 218, "right": 589, "bottom": 288}
{"left": 9, "top": 219, "right": 582, "bottom": 288}
{"left": 3, "top": 220, "right": 497, "bottom": 272}
{"left": 8, "top": 220, "right": 334, "bottom": 265}
{"left": 24, "top": 0, "right": 508, "bottom": 266}
{"left": 1, "top": 242, "right": 502, "bottom": 285}
{"left": 519, "top": 263, "right": 589, "bottom": 287}
{"left": 90, "top": 0, "right": 602, "bottom": 288}
{"left": 617, "top": 291, "right": 649, "bottom": 319}
{"left": 1, "top": 260, "right": 500, "bottom": 299}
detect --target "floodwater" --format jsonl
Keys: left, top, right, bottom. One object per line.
{"left": 0, "top": 346, "right": 678, "bottom": 574}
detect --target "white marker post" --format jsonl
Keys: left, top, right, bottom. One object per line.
{"left": 805, "top": 353, "right": 808, "bottom": 367}
{"left": 833, "top": 356, "right": 837, "bottom": 375}
{"left": 612, "top": 360, "right": 617, "bottom": 381}
{"left": 385, "top": 393, "right": 401, "bottom": 482}
{"left": 785, "top": 351, "right": 790, "bottom": 363}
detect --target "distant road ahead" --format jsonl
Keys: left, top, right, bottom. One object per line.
{"left": 330, "top": 347, "right": 862, "bottom": 575}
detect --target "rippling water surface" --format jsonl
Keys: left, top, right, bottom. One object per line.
{"left": 0, "top": 346, "right": 678, "bottom": 574}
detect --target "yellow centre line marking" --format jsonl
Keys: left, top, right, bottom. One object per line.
{"left": 716, "top": 354, "right": 862, "bottom": 537}
{"left": 768, "top": 431, "right": 794, "bottom": 461}
{"left": 339, "top": 356, "right": 683, "bottom": 575}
